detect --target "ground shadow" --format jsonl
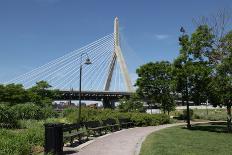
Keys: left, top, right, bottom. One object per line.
{"left": 63, "top": 150, "right": 77, "bottom": 155}
{"left": 182, "top": 122, "right": 230, "bottom": 133}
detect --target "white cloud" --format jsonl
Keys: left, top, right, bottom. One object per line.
{"left": 154, "top": 34, "right": 170, "bottom": 40}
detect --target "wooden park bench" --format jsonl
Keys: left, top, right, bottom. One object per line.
{"left": 119, "top": 118, "right": 134, "bottom": 129}
{"left": 102, "top": 118, "right": 120, "bottom": 132}
{"left": 62, "top": 123, "right": 85, "bottom": 145}
{"left": 83, "top": 120, "right": 108, "bottom": 137}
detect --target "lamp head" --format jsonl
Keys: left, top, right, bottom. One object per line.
{"left": 180, "top": 27, "right": 185, "bottom": 33}
{"left": 84, "top": 58, "right": 92, "bottom": 65}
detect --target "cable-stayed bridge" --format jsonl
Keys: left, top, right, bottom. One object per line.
{"left": 4, "top": 17, "right": 134, "bottom": 108}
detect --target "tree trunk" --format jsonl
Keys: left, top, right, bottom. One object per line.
{"left": 227, "top": 103, "right": 231, "bottom": 132}
{"left": 185, "top": 83, "right": 191, "bottom": 129}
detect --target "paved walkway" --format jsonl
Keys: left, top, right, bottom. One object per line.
{"left": 74, "top": 123, "right": 184, "bottom": 155}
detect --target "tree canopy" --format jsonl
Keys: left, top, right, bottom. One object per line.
{"left": 136, "top": 61, "right": 175, "bottom": 114}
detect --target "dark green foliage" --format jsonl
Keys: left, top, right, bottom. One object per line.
{"left": 0, "top": 123, "right": 44, "bottom": 155}
{"left": 130, "top": 113, "right": 169, "bottom": 126}
{"left": 11, "top": 103, "right": 58, "bottom": 120}
{"left": 0, "top": 129, "right": 31, "bottom": 155}
{"left": 118, "top": 94, "right": 145, "bottom": 112}
{"left": 135, "top": 61, "right": 176, "bottom": 114}
{"left": 174, "top": 25, "right": 214, "bottom": 105}
{"left": 0, "top": 81, "right": 60, "bottom": 107}
{"left": 65, "top": 107, "right": 170, "bottom": 126}
{"left": 27, "top": 81, "right": 59, "bottom": 107}
{"left": 181, "top": 109, "right": 194, "bottom": 120}
{"left": 0, "top": 84, "right": 28, "bottom": 105}
{"left": 0, "top": 104, "right": 17, "bottom": 127}
{"left": 11, "top": 103, "right": 43, "bottom": 120}
{"left": 0, "top": 104, "right": 58, "bottom": 127}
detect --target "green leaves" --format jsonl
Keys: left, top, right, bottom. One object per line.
{"left": 118, "top": 94, "right": 144, "bottom": 112}
{"left": 135, "top": 61, "right": 175, "bottom": 114}
{"left": 0, "top": 81, "right": 60, "bottom": 107}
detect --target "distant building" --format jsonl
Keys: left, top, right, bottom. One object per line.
{"left": 86, "top": 103, "right": 98, "bottom": 109}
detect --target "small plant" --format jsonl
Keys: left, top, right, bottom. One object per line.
{"left": 180, "top": 109, "right": 194, "bottom": 120}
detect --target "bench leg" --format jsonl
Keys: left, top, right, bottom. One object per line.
{"left": 86, "top": 131, "right": 89, "bottom": 140}
{"left": 70, "top": 137, "right": 73, "bottom": 146}
{"left": 99, "top": 129, "right": 102, "bottom": 136}
{"left": 78, "top": 134, "right": 82, "bottom": 144}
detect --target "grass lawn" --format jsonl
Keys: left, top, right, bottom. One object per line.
{"left": 170, "top": 109, "right": 228, "bottom": 121}
{"left": 140, "top": 122, "right": 232, "bottom": 155}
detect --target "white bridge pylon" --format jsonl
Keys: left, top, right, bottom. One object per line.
{"left": 5, "top": 17, "right": 133, "bottom": 92}
{"left": 104, "top": 17, "right": 133, "bottom": 92}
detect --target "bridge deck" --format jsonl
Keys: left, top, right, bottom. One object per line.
{"left": 57, "top": 90, "right": 134, "bottom": 101}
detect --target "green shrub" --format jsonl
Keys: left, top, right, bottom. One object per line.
{"left": 0, "top": 121, "right": 44, "bottom": 155}
{"left": 11, "top": 103, "right": 43, "bottom": 120}
{"left": 65, "top": 107, "right": 170, "bottom": 126}
{"left": 17, "top": 119, "right": 44, "bottom": 129}
{"left": 0, "top": 104, "right": 17, "bottom": 127}
{"left": 192, "top": 109, "right": 227, "bottom": 121}
{"left": 130, "top": 113, "right": 170, "bottom": 126}
{"left": 11, "top": 103, "right": 58, "bottom": 120}
{"left": 41, "top": 107, "right": 59, "bottom": 118}
{"left": 63, "top": 107, "right": 78, "bottom": 117}
{"left": 180, "top": 109, "right": 194, "bottom": 120}
{"left": 0, "top": 128, "right": 42, "bottom": 155}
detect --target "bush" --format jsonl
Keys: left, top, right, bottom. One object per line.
{"left": 0, "top": 131, "right": 31, "bottom": 155}
{"left": 0, "top": 104, "right": 17, "bottom": 127}
{"left": 0, "top": 104, "right": 58, "bottom": 128}
{"left": 41, "top": 107, "right": 59, "bottom": 118}
{"left": 180, "top": 109, "right": 194, "bottom": 120}
{"left": 65, "top": 107, "right": 170, "bottom": 126}
{"left": 11, "top": 103, "right": 43, "bottom": 120}
{"left": 0, "top": 127, "right": 44, "bottom": 155}
{"left": 192, "top": 109, "right": 227, "bottom": 121}
{"left": 11, "top": 103, "right": 58, "bottom": 120}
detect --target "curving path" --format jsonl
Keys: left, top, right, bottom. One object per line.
{"left": 74, "top": 123, "right": 185, "bottom": 155}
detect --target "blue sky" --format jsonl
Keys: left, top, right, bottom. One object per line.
{"left": 0, "top": 0, "right": 231, "bottom": 83}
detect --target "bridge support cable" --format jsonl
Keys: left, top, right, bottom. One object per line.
{"left": 54, "top": 48, "right": 111, "bottom": 90}
{"left": 6, "top": 34, "right": 113, "bottom": 87}
{"left": 58, "top": 44, "right": 113, "bottom": 90}
{"left": 5, "top": 33, "right": 113, "bottom": 84}
{"left": 5, "top": 17, "right": 133, "bottom": 93}
{"left": 25, "top": 35, "right": 113, "bottom": 88}
{"left": 83, "top": 52, "right": 110, "bottom": 90}
{"left": 5, "top": 33, "right": 114, "bottom": 89}
{"left": 95, "top": 53, "right": 113, "bottom": 90}
{"left": 39, "top": 37, "right": 114, "bottom": 89}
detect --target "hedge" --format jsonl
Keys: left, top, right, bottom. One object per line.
{"left": 0, "top": 104, "right": 17, "bottom": 127}
{"left": 64, "top": 107, "right": 170, "bottom": 126}
{"left": 0, "top": 103, "right": 58, "bottom": 127}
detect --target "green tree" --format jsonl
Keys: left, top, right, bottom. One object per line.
{"left": 0, "top": 84, "right": 28, "bottom": 105}
{"left": 0, "top": 84, "right": 5, "bottom": 102}
{"left": 136, "top": 61, "right": 175, "bottom": 114}
{"left": 193, "top": 11, "right": 232, "bottom": 131}
{"left": 27, "top": 81, "right": 56, "bottom": 107}
{"left": 118, "top": 94, "right": 144, "bottom": 112}
{"left": 173, "top": 25, "right": 214, "bottom": 128}
{"left": 216, "top": 31, "right": 232, "bottom": 131}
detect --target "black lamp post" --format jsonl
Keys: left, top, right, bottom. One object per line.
{"left": 180, "top": 26, "right": 191, "bottom": 128}
{"left": 79, "top": 52, "right": 92, "bottom": 123}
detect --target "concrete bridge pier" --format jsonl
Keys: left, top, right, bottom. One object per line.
{"left": 102, "top": 98, "right": 116, "bottom": 109}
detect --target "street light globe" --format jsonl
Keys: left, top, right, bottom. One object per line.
{"left": 84, "top": 58, "right": 92, "bottom": 65}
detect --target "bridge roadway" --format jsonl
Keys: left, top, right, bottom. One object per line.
{"left": 56, "top": 90, "right": 133, "bottom": 108}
